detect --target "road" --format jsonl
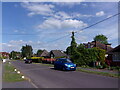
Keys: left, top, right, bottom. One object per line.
{"left": 11, "top": 60, "right": 119, "bottom": 88}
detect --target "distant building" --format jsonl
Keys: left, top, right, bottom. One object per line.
{"left": 49, "top": 50, "right": 67, "bottom": 58}
{"left": 37, "top": 50, "right": 49, "bottom": 58}
{"left": 0, "top": 52, "right": 9, "bottom": 59}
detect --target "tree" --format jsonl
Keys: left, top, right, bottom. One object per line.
{"left": 21, "top": 45, "right": 33, "bottom": 58}
{"left": 71, "top": 32, "right": 77, "bottom": 55}
{"left": 94, "top": 34, "right": 108, "bottom": 44}
{"left": 66, "top": 46, "right": 71, "bottom": 55}
{"left": 10, "top": 51, "right": 21, "bottom": 60}
{"left": 36, "top": 49, "right": 43, "bottom": 56}
{"left": 70, "top": 32, "right": 78, "bottom": 62}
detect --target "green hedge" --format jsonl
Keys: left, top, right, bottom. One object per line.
{"left": 71, "top": 46, "right": 106, "bottom": 66}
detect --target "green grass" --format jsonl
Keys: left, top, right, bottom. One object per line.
{"left": 3, "top": 62, "right": 26, "bottom": 82}
{"left": 77, "top": 68, "right": 119, "bottom": 78}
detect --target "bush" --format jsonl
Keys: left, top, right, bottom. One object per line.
{"left": 96, "top": 65, "right": 103, "bottom": 69}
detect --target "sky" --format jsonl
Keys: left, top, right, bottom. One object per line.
{"left": 1, "top": 2, "right": 119, "bottom": 53}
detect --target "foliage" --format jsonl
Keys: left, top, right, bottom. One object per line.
{"left": 66, "top": 46, "right": 71, "bottom": 55}
{"left": 9, "top": 51, "right": 21, "bottom": 60}
{"left": 31, "top": 57, "right": 44, "bottom": 59}
{"left": 21, "top": 45, "right": 33, "bottom": 58}
{"left": 36, "top": 49, "right": 43, "bottom": 56}
{"left": 66, "top": 42, "right": 106, "bottom": 66}
{"left": 94, "top": 34, "right": 108, "bottom": 44}
{"left": 70, "top": 32, "right": 77, "bottom": 62}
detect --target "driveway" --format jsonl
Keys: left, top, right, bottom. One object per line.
{"left": 11, "top": 60, "right": 119, "bottom": 88}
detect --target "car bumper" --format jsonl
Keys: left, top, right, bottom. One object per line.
{"left": 65, "top": 67, "right": 76, "bottom": 71}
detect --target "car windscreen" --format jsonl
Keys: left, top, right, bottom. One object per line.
{"left": 62, "top": 59, "right": 72, "bottom": 63}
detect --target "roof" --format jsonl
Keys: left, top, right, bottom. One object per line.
{"left": 85, "top": 41, "right": 113, "bottom": 52}
{"left": 110, "top": 45, "right": 120, "bottom": 52}
{"left": 40, "top": 50, "right": 49, "bottom": 57}
{"left": 50, "top": 50, "right": 67, "bottom": 57}
{"left": 0, "top": 52, "right": 9, "bottom": 55}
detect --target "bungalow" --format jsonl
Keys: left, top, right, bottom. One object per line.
{"left": 49, "top": 50, "right": 67, "bottom": 58}
{"left": 37, "top": 50, "right": 49, "bottom": 58}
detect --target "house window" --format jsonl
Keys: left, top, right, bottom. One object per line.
{"left": 113, "top": 52, "right": 120, "bottom": 61}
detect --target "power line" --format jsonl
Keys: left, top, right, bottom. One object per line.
{"left": 50, "top": 13, "right": 119, "bottom": 43}
{"left": 2, "top": 13, "right": 119, "bottom": 43}
{"left": 76, "top": 13, "right": 120, "bottom": 33}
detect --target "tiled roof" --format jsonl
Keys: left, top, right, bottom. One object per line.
{"left": 50, "top": 50, "right": 67, "bottom": 57}
{"left": 110, "top": 45, "right": 120, "bottom": 52}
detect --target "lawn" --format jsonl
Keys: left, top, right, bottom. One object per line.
{"left": 3, "top": 62, "right": 26, "bottom": 82}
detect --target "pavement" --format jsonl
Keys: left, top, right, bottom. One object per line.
{"left": 10, "top": 60, "right": 119, "bottom": 88}
{"left": 2, "top": 81, "right": 35, "bottom": 88}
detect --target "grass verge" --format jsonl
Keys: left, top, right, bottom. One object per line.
{"left": 77, "top": 68, "right": 119, "bottom": 78}
{"left": 3, "top": 62, "right": 26, "bottom": 82}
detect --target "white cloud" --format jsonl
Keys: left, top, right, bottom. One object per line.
{"left": 54, "top": 11, "right": 71, "bottom": 19}
{"left": 53, "top": 2, "right": 82, "bottom": 7}
{"left": 14, "top": 30, "right": 18, "bottom": 32}
{"left": 21, "top": 2, "right": 55, "bottom": 16}
{"left": 96, "top": 11, "right": 105, "bottom": 17}
{"left": 37, "top": 18, "right": 87, "bottom": 30}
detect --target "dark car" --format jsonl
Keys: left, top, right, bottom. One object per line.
{"left": 54, "top": 58, "right": 76, "bottom": 71}
{"left": 25, "top": 59, "right": 32, "bottom": 64}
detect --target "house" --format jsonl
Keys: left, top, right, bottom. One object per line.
{"left": 83, "top": 41, "right": 113, "bottom": 52}
{"left": 84, "top": 41, "right": 113, "bottom": 66}
{"left": 49, "top": 50, "right": 67, "bottom": 58}
{"left": 37, "top": 50, "right": 49, "bottom": 58}
{"left": 106, "top": 45, "right": 120, "bottom": 66}
{"left": 0, "top": 52, "right": 9, "bottom": 59}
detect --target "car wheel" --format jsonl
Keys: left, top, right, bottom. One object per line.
{"left": 62, "top": 67, "right": 66, "bottom": 71}
{"left": 54, "top": 65, "right": 57, "bottom": 70}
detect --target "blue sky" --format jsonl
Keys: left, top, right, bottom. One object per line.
{"left": 2, "top": 2, "right": 119, "bottom": 53}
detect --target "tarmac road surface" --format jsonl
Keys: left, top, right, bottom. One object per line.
{"left": 11, "top": 60, "right": 119, "bottom": 88}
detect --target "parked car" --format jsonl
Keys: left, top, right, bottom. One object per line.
{"left": 54, "top": 58, "right": 76, "bottom": 71}
{"left": 24, "top": 59, "right": 32, "bottom": 64}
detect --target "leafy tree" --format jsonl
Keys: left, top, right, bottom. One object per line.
{"left": 10, "top": 51, "right": 21, "bottom": 60}
{"left": 66, "top": 46, "right": 71, "bottom": 55}
{"left": 36, "top": 49, "right": 43, "bottom": 56}
{"left": 94, "top": 34, "right": 108, "bottom": 44}
{"left": 21, "top": 45, "right": 33, "bottom": 58}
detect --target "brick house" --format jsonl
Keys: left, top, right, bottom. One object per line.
{"left": 106, "top": 45, "right": 120, "bottom": 66}
{"left": 83, "top": 41, "right": 113, "bottom": 52}
{"left": 0, "top": 52, "right": 9, "bottom": 59}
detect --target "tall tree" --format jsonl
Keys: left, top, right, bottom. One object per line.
{"left": 71, "top": 32, "right": 77, "bottom": 55}
{"left": 66, "top": 46, "right": 71, "bottom": 55}
{"left": 94, "top": 34, "right": 108, "bottom": 44}
{"left": 21, "top": 45, "right": 33, "bottom": 58}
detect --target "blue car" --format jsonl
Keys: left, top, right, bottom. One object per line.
{"left": 54, "top": 58, "right": 76, "bottom": 71}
